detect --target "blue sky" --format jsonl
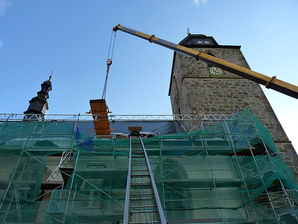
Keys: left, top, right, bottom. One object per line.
{"left": 0, "top": 0, "right": 297, "bottom": 150}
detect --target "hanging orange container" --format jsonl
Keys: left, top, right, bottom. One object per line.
{"left": 89, "top": 99, "right": 111, "bottom": 137}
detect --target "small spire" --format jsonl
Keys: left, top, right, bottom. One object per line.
{"left": 23, "top": 74, "right": 53, "bottom": 120}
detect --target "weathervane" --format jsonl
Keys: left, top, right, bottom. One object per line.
{"left": 187, "top": 27, "right": 191, "bottom": 35}
{"left": 49, "top": 68, "right": 54, "bottom": 80}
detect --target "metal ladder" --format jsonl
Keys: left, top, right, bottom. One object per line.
{"left": 123, "top": 136, "right": 166, "bottom": 224}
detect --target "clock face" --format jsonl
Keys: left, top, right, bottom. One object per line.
{"left": 209, "top": 66, "right": 224, "bottom": 77}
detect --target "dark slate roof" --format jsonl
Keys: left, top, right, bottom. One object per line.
{"left": 179, "top": 34, "right": 219, "bottom": 47}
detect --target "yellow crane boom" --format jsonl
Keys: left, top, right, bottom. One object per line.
{"left": 113, "top": 24, "right": 298, "bottom": 99}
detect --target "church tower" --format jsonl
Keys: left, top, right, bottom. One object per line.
{"left": 169, "top": 34, "right": 298, "bottom": 180}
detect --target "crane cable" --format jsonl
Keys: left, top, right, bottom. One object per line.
{"left": 101, "top": 30, "right": 117, "bottom": 99}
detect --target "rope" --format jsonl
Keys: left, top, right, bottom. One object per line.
{"left": 101, "top": 31, "right": 117, "bottom": 99}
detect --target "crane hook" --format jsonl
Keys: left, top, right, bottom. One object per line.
{"left": 106, "top": 59, "right": 112, "bottom": 66}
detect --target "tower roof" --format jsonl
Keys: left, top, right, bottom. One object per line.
{"left": 168, "top": 34, "right": 241, "bottom": 96}
{"left": 179, "top": 34, "right": 219, "bottom": 47}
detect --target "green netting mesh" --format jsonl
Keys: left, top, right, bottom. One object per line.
{"left": 0, "top": 109, "right": 297, "bottom": 223}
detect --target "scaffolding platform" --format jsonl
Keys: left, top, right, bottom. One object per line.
{"left": 0, "top": 109, "right": 297, "bottom": 223}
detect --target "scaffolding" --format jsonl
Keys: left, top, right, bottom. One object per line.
{"left": 0, "top": 109, "right": 297, "bottom": 223}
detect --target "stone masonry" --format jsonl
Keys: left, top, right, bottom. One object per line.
{"left": 169, "top": 35, "right": 298, "bottom": 181}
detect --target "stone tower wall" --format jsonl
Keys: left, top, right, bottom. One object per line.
{"left": 169, "top": 47, "right": 298, "bottom": 181}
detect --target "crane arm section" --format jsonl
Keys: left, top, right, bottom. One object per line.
{"left": 113, "top": 24, "right": 298, "bottom": 99}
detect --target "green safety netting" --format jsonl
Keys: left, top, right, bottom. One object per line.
{"left": 0, "top": 121, "right": 76, "bottom": 223}
{"left": 0, "top": 109, "right": 297, "bottom": 223}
